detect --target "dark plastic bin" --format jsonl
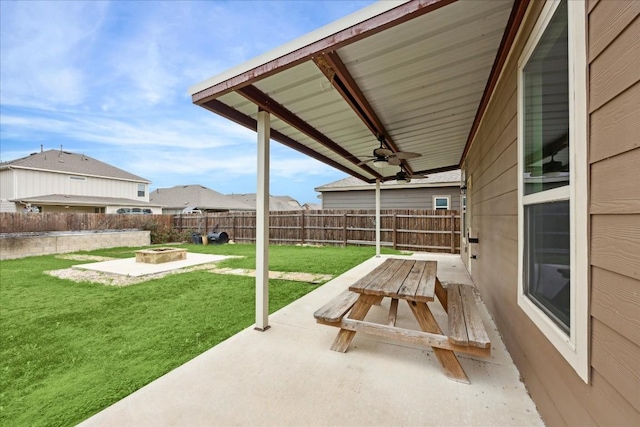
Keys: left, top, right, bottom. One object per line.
{"left": 207, "top": 231, "right": 229, "bottom": 244}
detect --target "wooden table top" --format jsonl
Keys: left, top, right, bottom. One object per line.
{"left": 348, "top": 258, "right": 437, "bottom": 302}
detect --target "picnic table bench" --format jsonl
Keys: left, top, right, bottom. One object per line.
{"left": 314, "top": 258, "right": 491, "bottom": 384}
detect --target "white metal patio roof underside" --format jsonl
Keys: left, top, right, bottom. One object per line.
{"left": 190, "top": 0, "right": 521, "bottom": 183}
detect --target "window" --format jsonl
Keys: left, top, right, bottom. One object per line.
{"left": 517, "top": 0, "right": 588, "bottom": 381}
{"left": 137, "top": 184, "right": 146, "bottom": 197}
{"left": 433, "top": 196, "right": 450, "bottom": 210}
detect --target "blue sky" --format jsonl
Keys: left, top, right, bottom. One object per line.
{"left": 0, "top": 0, "right": 377, "bottom": 205}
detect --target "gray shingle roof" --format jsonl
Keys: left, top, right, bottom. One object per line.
{"left": 150, "top": 185, "right": 255, "bottom": 211}
{"left": 226, "top": 194, "right": 303, "bottom": 211}
{"left": 0, "top": 149, "right": 149, "bottom": 182}
{"left": 13, "top": 194, "right": 160, "bottom": 207}
{"left": 315, "top": 170, "right": 461, "bottom": 191}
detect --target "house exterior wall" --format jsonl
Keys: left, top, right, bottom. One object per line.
{"left": 0, "top": 169, "right": 15, "bottom": 212}
{"left": 463, "top": 1, "right": 639, "bottom": 426}
{"left": 321, "top": 187, "right": 461, "bottom": 210}
{"left": 10, "top": 169, "right": 148, "bottom": 201}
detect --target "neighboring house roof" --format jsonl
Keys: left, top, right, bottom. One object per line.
{"left": 303, "top": 203, "right": 322, "bottom": 210}
{"left": 12, "top": 194, "right": 160, "bottom": 207}
{"left": 150, "top": 185, "right": 255, "bottom": 211}
{"left": 316, "top": 170, "right": 461, "bottom": 192}
{"left": 226, "top": 193, "right": 303, "bottom": 211}
{"left": 0, "top": 149, "right": 149, "bottom": 183}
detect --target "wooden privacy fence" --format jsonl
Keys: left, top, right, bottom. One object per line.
{"left": 175, "top": 209, "right": 461, "bottom": 254}
{"left": 0, "top": 212, "right": 173, "bottom": 234}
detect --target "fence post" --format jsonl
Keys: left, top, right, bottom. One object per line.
{"left": 231, "top": 215, "right": 236, "bottom": 240}
{"left": 450, "top": 212, "right": 456, "bottom": 254}
{"left": 301, "top": 211, "right": 305, "bottom": 245}
{"left": 393, "top": 213, "right": 397, "bottom": 250}
{"left": 343, "top": 213, "right": 347, "bottom": 247}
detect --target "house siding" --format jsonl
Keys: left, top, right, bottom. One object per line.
{"left": 464, "top": 1, "right": 639, "bottom": 426}
{"left": 12, "top": 169, "right": 148, "bottom": 202}
{"left": 321, "top": 187, "right": 461, "bottom": 210}
{"left": 0, "top": 169, "right": 14, "bottom": 202}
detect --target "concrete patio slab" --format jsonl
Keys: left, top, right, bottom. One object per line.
{"left": 80, "top": 253, "right": 544, "bottom": 427}
{"left": 74, "top": 253, "right": 232, "bottom": 277}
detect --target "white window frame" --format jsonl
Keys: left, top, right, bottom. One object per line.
{"left": 137, "top": 184, "right": 146, "bottom": 198}
{"left": 517, "top": 0, "right": 589, "bottom": 382}
{"left": 433, "top": 195, "right": 450, "bottom": 210}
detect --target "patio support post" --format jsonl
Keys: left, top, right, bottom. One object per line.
{"left": 255, "top": 109, "right": 270, "bottom": 331}
{"left": 375, "top": 178, "right": 381, "bottom": 257}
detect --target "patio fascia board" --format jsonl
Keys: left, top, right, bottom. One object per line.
{"left": 316, "top": 181, "right": 460, "bottom": 192}
{"left": 190, "top": 0, "right": 456, "bottom": 103}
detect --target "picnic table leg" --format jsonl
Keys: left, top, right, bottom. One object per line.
{"left": 388, "top": 298, "right": 399, "bottom": 326}
{"left": 435, "top": 278, "right": 448, "bottom": 313}
{"left": 330, "top": 295, "right": 377, "bottom": 352}
{"left": 408, "top": 300, "right": 470, "bottom": 384}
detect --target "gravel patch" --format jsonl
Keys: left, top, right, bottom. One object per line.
{"left": 56, "top": 254, "right": 117, "bottom": 262}
{"left": 47, "top": 263, "right": 333, "bottom": 287}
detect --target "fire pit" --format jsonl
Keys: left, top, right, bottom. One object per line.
{"left": 135, "top": 247, "right": 187, "bottom": 264}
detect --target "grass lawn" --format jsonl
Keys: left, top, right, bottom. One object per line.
{"left": 0, "top": 243, "right": 401, "bottom": 426}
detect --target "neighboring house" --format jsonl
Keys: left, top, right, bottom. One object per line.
{"left": 0, "top": 149, "right": 161, "bottom": 214}
{"left": 302, "top": 202, "right": 322, "bottom": 211}
{"left": 226, "top": 193, "right": 303, "bottom": 211}
{"left": 150, "top": 185, "right": 255, "bottom": 215}
{"left": 190, "top": 1, "right": 640, "bottom": 425}
{"left": 316, "top": 170, "right": 461, "bottom": 210}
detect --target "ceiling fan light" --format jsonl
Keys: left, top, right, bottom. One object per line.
{"left": 396, "top": 171, "right": 410, "bottom": 184}
{"left": 373, "top": 159, "right": 388, "bottom": 168}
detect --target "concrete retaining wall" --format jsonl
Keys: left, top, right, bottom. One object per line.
{"left": 0, "top": 230, "right": 150, "bottom": 260}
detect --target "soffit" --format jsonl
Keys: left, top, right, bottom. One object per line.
{"left": 193, "top": 0, "right": 518, "bottom": 182}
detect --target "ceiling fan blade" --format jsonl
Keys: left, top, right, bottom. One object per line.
{"left": 393, "top": 151, "right": 421, "bottom": 160}
{"left": 373, "top": 147, "right": 393, "bottom": 157}
{"left": 388, "top": 157, "right": 402, "bottom": 166}
{"left": 356, "top": 158, "right": 374, "bottom": 166}
{"left": 409, "top": 174, "right": 429, "bottom": 179}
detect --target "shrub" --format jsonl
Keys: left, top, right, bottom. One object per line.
{"left": 142, "top": 221, "right": 190, "bottom": 244}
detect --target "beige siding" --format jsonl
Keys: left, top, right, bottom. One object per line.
{"left": 464, "top": 1, "right": 640, "bottom": 426}
{"left": 321, "top": 187, "right": 461, "bottom": 210}
{"left": 13, "top": 169, "right": 148, "bottom": 202}
{"left": 0, "top": 169, "right": 15, "bottom": 199}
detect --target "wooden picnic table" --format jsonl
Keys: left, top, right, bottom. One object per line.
{"left": 314, "top": 258, "right": 491, "bottom": 384}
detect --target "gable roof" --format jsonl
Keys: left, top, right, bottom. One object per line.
{"left": 0, "top": 149, "right": 149, "bottom": 182}
{"left": 316, "top": 170, "right": 461, "bottom": 192}
{"left": 150, "top": 185, "right": 255, "bottom": 211}
{"left": 226, "top": 194, "right": 303, "bottom": 211}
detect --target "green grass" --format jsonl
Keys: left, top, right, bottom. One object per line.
{"left": 0, "top": 243, "right": 401, "bottom": 426}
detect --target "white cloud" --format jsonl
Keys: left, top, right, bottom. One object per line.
{"left": 0, "top": 1, "right": 108, "bottom": 108}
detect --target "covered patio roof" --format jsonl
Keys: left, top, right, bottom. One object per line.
{"left": 190, "top": 0, "right": 527, "bottom": 182}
